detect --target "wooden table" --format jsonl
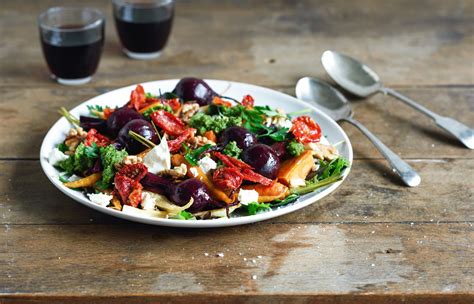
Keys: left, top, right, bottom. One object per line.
{"left": 1, "top": 0, "right": 473, "bottom": 303}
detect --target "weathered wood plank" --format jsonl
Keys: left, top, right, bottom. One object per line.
{"left": 0, "top": 0, "right": 473, "bottom": 87}
{"left": 0, "top": 86, "right": 472, "bottom": 159}
{"left": 1, "top": 223, "right": 472, "bottom": 298}
{"left": 1, "top": 159, "right": 473, "bottom": 225}
{"left": 1, "top": 294, "right": 473, "bottom": 304}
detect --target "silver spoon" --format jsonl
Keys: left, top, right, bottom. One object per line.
{"left": 296, "top": 77, "right": 421, "bottom": 187}
{"left": 321, "top": 50, "right": 474, "bottom": 149}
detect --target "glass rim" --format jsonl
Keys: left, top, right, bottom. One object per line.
{"left": 38, "top": 7, "right": 105, "bottom": 32}
{"left": 112, "top": 0, "right": 174, "bottom": 8}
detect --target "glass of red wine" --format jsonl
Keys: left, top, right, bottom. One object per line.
{"left": 113, "top": 0, "right": 175, "bottom": 60}
{"left": 38, "top": 7, "right": 105, "bottom": 85}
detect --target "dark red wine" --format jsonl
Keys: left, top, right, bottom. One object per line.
{"left": 40, "top": 25, "right": 104, "bottom": 79}
{"left": 114, "top": 17, "right": 173, "bottom": 53}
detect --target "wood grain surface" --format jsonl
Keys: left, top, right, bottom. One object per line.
{"left": 0, "top": 0, "right": 473, "bottom": 303}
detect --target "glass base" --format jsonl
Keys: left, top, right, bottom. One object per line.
{"left": 123, "top": 49, "right": 162, "bottom": 60}
{"left": 55, "top": 76, "right": 92, "bottom": 85}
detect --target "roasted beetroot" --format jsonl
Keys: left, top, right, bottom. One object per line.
{"left": 242, "top": 144, "right": 280, "bottom": 179}
{"left": 117, "top": 119, "right": 159, "bottom": 154}
{"left": 172, "top": 77, "right": 217, "bottom": 106}
{"left": 220, "top": 126, "right": 257, "bottom": 150}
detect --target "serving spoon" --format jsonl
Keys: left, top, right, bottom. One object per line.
{"left": 296, "top": 77, "right": 421, "bottom": 187}
{"left": 321, "top": 50, "right": 474, "bottom": 149}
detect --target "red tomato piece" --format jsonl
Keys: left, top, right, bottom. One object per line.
{"left": 164, "top": 98, "right": 181, "bottom": 111}
{"left": 212, "top": 152, "right": 272, "bottom": 186}
{"left": 150, "top": 110, "right": 187, "bottom": 136}
{"left": 84, "top": 128, "right": 111, "bottom": 147}
{"left": 128, "top": 186, "right": 143, "bottom": 208}
{"left": 117, "top": 163, "right": 148, "bottom": 181}
{"left": 129, "top": 84, "right": 146, "bottom": 111}
{"left": 212, "top": 167, "right": 244, "bottom": 190}
{"left": 167, "top": 128, "right": 196, "bottom": 153}
{"left": 213, "top": 152, "right": 253, "bottom": 170}
{"left": 290, "top": 116, "right": 322, "bottom": 143}
{"left": 240, "top": 169, "right": 273, "bottom": 186}
{"left": 114, "top": 174, "right": 143, "bottom": 207}
{"left": 241, "top": 95, "right": 254, "bottom": 107}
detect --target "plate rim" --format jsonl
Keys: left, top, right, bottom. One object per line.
{"left": 40, "top": 79, "right": 353, "bottom": 228}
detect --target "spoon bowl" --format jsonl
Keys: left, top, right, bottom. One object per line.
{"left": 296, "top": 77, "right": 352, "bottom": 121}
{"left": 321, "top": 50, "right": 381, "bottom": 97}
{"left": 321, "top": 50, "right": 474, "bottom": 149}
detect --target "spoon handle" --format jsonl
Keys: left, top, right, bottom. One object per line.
{"left": 381, "top": 87, "right": 474, "bottom": 149}
{"left": 344, "top": 117, "right": 421, "bottom": 187}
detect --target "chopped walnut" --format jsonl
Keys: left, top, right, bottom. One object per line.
{"left": 180, "top": 103, "right": 200, "bottom": 123}
{"left": 187, "top": 135, "right": 216, "bottom": 148}
{"left": 115, "top": 155, "right": 143, "bottom": 170}
{"left": 64, "top": 127, "right": 88, "bottom": 154}
{"left": 305, "top": 142, "right": 339, "bottom": 161}
{"left": 68, "top": 127, "right": 87, "bottom": 138}
{"left": 264, "top": 115, "right": 292, "bottom": 129}
{"left": 157, "top": 164, "right": 187, "bottom": 180}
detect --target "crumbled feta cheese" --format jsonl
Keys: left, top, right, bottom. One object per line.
{"left": 173, "top": 163, "right": 187, "bottom": 175}
{"left": 289, "top": 177, "right": 306, "bottom": 187}
{"left": 87, "top": 193, "right": 113, "bottom": 207}
{"left": 237, "top": 189, "right": 259, "bottom": 205}
{"left": 48, "top": 148, "right": 69, "bottom": 166}
{"left": 141, "top": 191, "right": 157, "bottom": 210}
{"left": 143, "top": 136, "right": 171, "bottom": 174}
{"left": 198, "top": 156, "right": 217, "bottom": 174}
{"left": 278, "top": 119, "right": 293, "bottom": 129}
{"left": 189, "top": 167, "right": 199, "bottom": 177}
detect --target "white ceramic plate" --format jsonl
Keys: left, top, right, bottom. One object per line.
{"left": 40, "top": 79, "right": 353, "bottom": 228}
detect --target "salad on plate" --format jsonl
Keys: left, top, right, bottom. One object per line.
{"left": 49, "top": 77, "right": 349, "bottom": 220}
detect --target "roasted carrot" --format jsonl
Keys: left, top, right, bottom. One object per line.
{"left": 203, "top": 130, "right": 217, "bottom": 143}
{"left": 64, "top": 173, "right": 102, "bottom": 188}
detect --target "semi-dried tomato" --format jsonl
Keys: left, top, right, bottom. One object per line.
{"left": 213, "top": 152, "right": 273, "bottom": 186}
{"left": 241, "top": 95, "right": 254, "bottom": 108}
{"left": 150, "top": 110, "right": 187, "bottom": 136}
{"left": 213, "top": 152, "right": 253, "bottom": 170}
{"left": 240, "top": 169, "right": 273, "bottom": 186}
{"left": 290, "top": 116, "right": 322, "bottom": 143}
{"left": 164, "top": 98, "right": 181, "bottom": 111}
{"left": 114, "top": 174, "right": 143, "bottom": 207}
{"left": 117, "top": 163, "right": 148, "bottom": 181}
{"left": 129, "top": 84, "right": 146, "bottom": 111}
{"left": 167, "top": 128, "right": 195, "bottom": 153}
{"left": 212, "top": 167, "right": 244, "bottom": 190}
{"left": 84, "top": 128, "right": 111, "bottom": 147}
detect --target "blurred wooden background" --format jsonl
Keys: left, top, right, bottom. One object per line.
{"left": 0, "top": 0, "right": 473, "bottom": 303}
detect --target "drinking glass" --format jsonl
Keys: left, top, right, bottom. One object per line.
{"left": 113, "top": 0, "right": 175, "bottom": 60}
{"left": 38, "top": 7, "right": 105, "bottom": 85}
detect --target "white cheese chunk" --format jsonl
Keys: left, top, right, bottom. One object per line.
{"left": 87, "top": 193, "right": 113, "bottom": 207}
{"left": 141, "top": 191, "right": 157, "bottom": 210}
{"left": 48, "top": 148, "right": 69, "bottom": 166}
{"left": 143, "top": 136, "right": 171, "bottom": 174}
{"left": 237, "top": 189, "right": 259, "bottom": 205}
{"left": 278, "top": 119, "right": 293, "bottom": 129}
{"left": 189, "top": 167, "right": 199, "bottom": 177}
{"left": 198, "top": 156, "right": 217, "bottom": 174}
{"left": 289, "top": 177, "right": 306, "bottom": 188}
